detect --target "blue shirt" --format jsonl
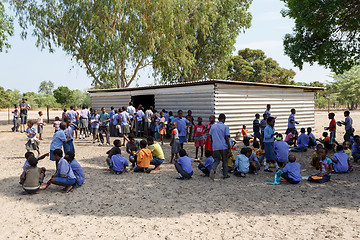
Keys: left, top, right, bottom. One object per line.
{"left": 352, "top": 143, "right": 360, "bottom": 155}
{"left": 91, "top": 114, "right": 100, "bottom": 128}
{"left": 56, "top": 157, "right": 76, "bottom": 179}
{"left": 112, "top": 113, "right": 120, "bottom": 125}
{"left": 345, "top": 116, "right": 353, "bottom": 130}
{"left": 164, "top": 113, "right": 170, "bottom": 122}
{"left": 253, "top": 118, "right": 260, "bottom": 133}
{"left": 177, "top": 156, "right": 193, "bottom": 174}
{"left": 50, "top": 129, "right": 66, "bottom": 151}
{"left": 100, "top": 112, "right": 110, "bottom": 127}
{"left": 136, "top": 110, "right": 145, "bottom": 121}
{"left": 264, "top": 109, "right": 271, "bottom": 118}
{"left": 110, "top": 154, "right": 129, "bottom": 172}
{"left": 204, "top": 156, "right": 214, "bottom": 171}
{"left": 260, "top": 119, "right": 267, "bottom": 132}
{"left": 120, "top": 111, "right": 130, "bottom": 126}
{"left": 274, "top": 140, "right": 289, "bottom": 162}
{"left": 109, "top": 110, "right": 115, "bottom": 121}
{"left": 174, "top": 117, "right": 189, "bottom": 137}
{"left": 308, "top": 133, "right": 317, "bottom": 145}
{"left": 209, "top": 122, "right": 230, "bottom": 151}
{"left": 297, "top": 133, "right": 309, "bottom": 149}
{"left": 288, "top": 113, "right": 295, "bottom": 129}
{"left": 25, "top": 127, "right": 37, "bottom": 139}
{"left": 67, "top": 110, "right": 77, "bottom": 123}
{"left": 333, "top": 150, "right": 349, "bottom": 173}
{"left": 69, "top": 159, "right": 85, "bottom": 185}
{"left": 234, "top": 154, "right": 249, "bottom": 173}
{"left": 282, "top": 162, "right": 302, "bottom": 182}
{"left": 64, "top": 126, "right": 74, "bottom": 141}
{"left": 263, "top": 125, "right": 275, "bottom": 143}
{"left": 127, "top": 106, "right": 136, "bottom": 115}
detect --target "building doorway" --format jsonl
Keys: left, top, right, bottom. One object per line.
{"left": 131, "top": 95, "right": 155, "bottom": 110}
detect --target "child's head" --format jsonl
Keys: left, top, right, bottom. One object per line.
{"left": 55, "top": 116, "right": 60, "bottom": 121}
{"left": 94, "top": 109, "right": 98, "bottom": 114}
{"left": 25, "top": 152, "right": 34, "bottom": 160}
{"left": 343, "top": 141, "right": 351, "bottom": 150}
{"left": 38, "top": 111, "right": 43, "bottom": 116}
{"left": 114, "top": 147, "right": 121, "bottom": 155}
{"left": 209, "top": 115, "right": 215, "bottom": 123}
{"left": 70, "top": 106, "right": 74, "bottom": 110}
{"left": 241, "top": 147, "right": 252, "bottom": 157}
{"left": 267, "top": 117, "right": 275, "bottom": 126}
{"left": 354, "top": 135, "right": 360, "bottom": 144}
{"left": 122, "top": 106, "right": 126, "bottom": 112}
{"left": 179, "top": 149, "right": 187, "bottom": 157}
{"left": 328, "top": 112, "right": 335, "bottom": 119}
{"left": 205, "top": 150, "right": 212, "bottom": 158}
{"left": 288, "top": 154, "right": 296, "bottom": 163}
{"left": 147, "top": 136, "right": 155, "bottom": 145}
{"left": 160, "top": 111, "right": 164, "bottom": 117}
{"left": 111, "top": 106, "right": 114, "bottom": 110}
{"left": 140, "top": 140, "right": 147, "bottom": 148}
{"left": 28, "top": 156, "right": 38, "bottom": 167}
{"left": 291, "top": 108, "right": 296, "bottom": 114}
{"left": 60, "top": 122, "right": 67, "bottom": 130}
{"left": 276, "top": 134, "right": 283, "bottom": 141}
{"left": 14, "top": 104, "right": 17, "bottom": 108}
{"left": 171, "top": 121, "right": 177, "bottom": 129}
{"left": 113, "top": 139, "right": 121, "bottom": 147}
{"left": 255, "top": 113, "right": 260, "bottom": 119}
{"left": 101, "top": 107, "right": 106, "bottom": 113}
{"left": 187, "top": 110, "right": 192, "bottom": 115}
{"left": 344, "top": 111, "right": 350, "bottom": 117}
{"left": 316, "top": 144, "right": 324, "bottom": 151}
{"left": 291, "top": 129, "right": 297, "bottom": 135}
{"left": 242, "top": 125, "right": 246, "bottom": 129}
{"left": 336, "top": 145, "right": 343, "bottom": 152}
{"left": 63, "top": 108, "right": 67, "bottom": 112}
{"left": 218, "top": 113, "right": 226, "bottom": 123}
{"left": 177, "top": 110, "right": 183, "bottom": 118}
{"left": 318, "top": 148, "right": 328, "bottom": 159}
{"left": 253, "top": 141, "right": 260, "bottom": 148}
{"left": 263, "top": 113, "right": 268, "bottom": 120}
{"left": 52, "top": 149, "right": 63, "bottom": 161}
{"left": 128, "top": 134, "right": 135, "bottom": 143}
{"left": 63, "top": 117, "right": 71, "bottom": 124}
{"left": 65, "top": 151, "right": 75, "bottom": 162}
{"left": 27, "top": 120, "right": 34, "bottom": 127}
{"left": 169, "top": 111, "right": 173, "bottom": 116}
{"left": 197, "top": 117, "right": 202, "bottom": 124}
{"left": 243, "top": 137, "right": 250, "bottom": 146}
{"left": 300, "top": 128, "right": 305, "bottom": 133}
{"left": 267, "top": 104, "right": 271, "bottom": 110}
{"left": 322, "top": 132, "right": 328, "bottom": 137}
{"left": 307, "top": 127, "right": 312, "bottom": 134}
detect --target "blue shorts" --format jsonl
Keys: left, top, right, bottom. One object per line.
{"left": 50, "top": 150, "right": 54, "bottom": 161}
{"left": 55, "top": 177, "right": 76, "bottom": 185}
{"left": 179, "top": 136, "right": 187, "bottom": 144}
{"left": 151, "top": 157, "right": 164, "bottom": 166}
{"left": 63, "top": 140, "right": 75, "bottom": 154}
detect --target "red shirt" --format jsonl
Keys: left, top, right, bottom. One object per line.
{"left": 329, "top": 119, "right": 336, "bottom": 132}
{"left": 193, "top": 124, "right": 206, "bottom": 137}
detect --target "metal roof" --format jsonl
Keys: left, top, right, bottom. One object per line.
{"left": 88, "top": 79, "right": 324, "bottom": 93}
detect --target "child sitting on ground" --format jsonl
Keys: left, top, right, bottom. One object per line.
{"left": 134, "top": 140, "right": 153, "bottom": 172}
{"left": 65, "top": 151, "right": 85, "bottom": 187}
{"left": 147, "top": 136, "right": 165, "bottom": 170}
{"left": 280, "top": 155, "right": 302, "bottom": 184}
{"left": 317, "top": 132, "right": 332, "bottom": 151}
{"left": 193, "top": 117, "right": 206, "bottom": 160}
{"left": 285, "top": 129, "right": 297, "bottom": 147}
{"left": 20, "top": 152, "right": 48, "bottom": 185}
{"left": 195, "top": 150, "right": 214, "bottom": 176}
{"left": 310, "top": 144, "right": 323, "bottom": 170}
{"left": 241, "top": 125, "right": 252, "bottom": 139}
{"left": 46, "top": 149, "right": 76, "bottom": 193}
{"left": 291, "top": 128, "right": 309, "bottom": 152}
{"left": 308, "top": 148, "right": 333, "bottom": 183}
{"left": 332, "top": 145, "right": 350, "bottom": 173}
{"left": 25, "top": 120, "right": 40, "bottom": 155}
{"left": 274, "top": 134, "right": 289, "bottom": 167}
{"left": 106, "top": 139, "right": 122, "bottom": 166}
{"left": 252, "top": 141, "right": 265, "bottom": 165}
{"left": 307, "top": 127, "right": 317, "bottom": 147}
{"left": 343, "top": 141, "right": 353, "bottom": 161}
{"left": 108, "top": 147, "right": 128, "bottom": 174}
{"left": 20, "top": 156, "right": 46, "bottom": 194}
{"left": 174, "top": 149, "right": 193, "bottom": 180}
{"left": 170, "top": 122, "right": 181, "bottom": 163}
{"left": 126, "top": 134, "right": 140, "bottom": 168}
{"left": 234, "top": 147, "right": 252, "bottom": 177}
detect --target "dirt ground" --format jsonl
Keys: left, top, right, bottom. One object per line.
{"left": 0, "top": 110, "right": 359, "bottom": 239}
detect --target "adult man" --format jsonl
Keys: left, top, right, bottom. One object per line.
{"left": 99, "top": 107, "right": 110, "bottom": 146}
{"left": 19, "top": 98, "right": 30, "bottom": 133}
{"left": 209, "top": 114, "right": 231, "bottom": 180}
{"left": 144, "top": 106, "right": 153, "bottom": 137}
{"left": 120, "top": 106, "right": 131, "bottom": 146}
{"left": 127, "top": 102, "right": 136, "bottom": 131}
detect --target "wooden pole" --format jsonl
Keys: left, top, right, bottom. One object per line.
{"left": 47, "top": 106, "right": 50, "bottom": 123}
{"left": 7, "top": 106, "right": 10, "bottom": 124}
{"left": 327, "top": 98, "right": 330, "bottom": 113}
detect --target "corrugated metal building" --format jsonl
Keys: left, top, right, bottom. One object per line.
{"left": 88, "top": 80, "right": 322, "bottom": 136}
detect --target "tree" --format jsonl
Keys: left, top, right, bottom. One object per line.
{"left": 282, "top": 0, "right": 360, "bottom": 74}
{"left": 38, "top": 80, "right": 54, "bottom": 95}
{"left": 228, "top": 48, "right": 296, "bottom": 84}
{"left": 53, "top": 86, "right": 73, "bottom": 106}
{"left": 72, "top": 89, "right": 91, "bottom": 107}
{"left": 0, "top": 2, "right": 14, "bottom": 52}
{"left": 11, "top": 0, "right": 252, "bottom": 88}
{"left": 6, "top": 89, "right": 22, "bottom": 106}
{"left": 0, "top": 87, "right": 10, "bottom": 108}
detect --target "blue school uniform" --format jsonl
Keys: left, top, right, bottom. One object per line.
{"left": 288, "top": 113, "right": 295, "bottom": 129}
{"left": 264, "top": 124, "right": 276, "bottom": 161}
{"left": 333, "top": 150, "right": 349, "bottom": 173}
{"left": 56, "top": 158, "right": 76, "bottom": 185}
{"left": 264, "top": 109, "right": 271, "bottom": 118}
{"left": 63, "top": 126, "right": 75, "bottom": 154}
{"left": 297, "top": 133, "right": 309, "bottom": 150}
{"left": 69, "top": 159, "right": 85, "bottom": 186}
{"left": 50, "top": 129, "right": 66, "bottom": 161}
{"left": 177, "top": 156, "right": 193, "bottom": 174}
{"left": 25, "top": 127, "right": 37, "bottom": 138}
{"left": 67, "top": 110, "right": 77, "bottom": 123}
{"left": 308, "top": 133, "right": 317, "bottom": 146}
{"left": 174, "top": 117, "right": 189, "bottom": 143}
{"left": 204, "top": 156, "right": 214, "bottom": 171}
{"left": 234, "top": 154, "right": 249, "bottom": 173}
{"left": 110, "top": 154, "right": 129, "bottom": 172}
{"left": 274, "top": 140, "right": 289, "bottom": 163}
{"left": 209, "top": 122, "right": 230, "bottom": 151}
{"left": 282, "top": 162, "right": 302, "bottom": 182}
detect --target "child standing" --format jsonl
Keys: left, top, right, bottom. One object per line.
{"left": 53, "top": 116, "right": 61, "bottom": 132}
{"left": 64, "top": 117, "right": 78, "bottom": 154}
{"left": 108, "top": 148, "right": 129, "bottom": 174}
{"left": 20, "top": 157, "right": 46, "bottom": 194}
{"left": 134, "top": 140, "right": 153, "bottom": 172}
{"left": 126, "top": 134, "right": 140, "bottom": 168}
{"left": 325, "top": 112, "right": 337, "bottom": 147}
{"left": 186, "top": 110, "right": 194, "bottom": 142}
{"left": 195, "top": 150, "right": 214, "bottom": 176}
{"left": 253, "top": 113, "right": 261, "bottom": 143}
{"left": 308, "top": 148, "right": 333, "bottom": 183}
{"left": 91, "top": 109, "right": 100, "bottom": 143}
{"left": 174, "top": 149, "right": 193, "bottom": 180}
{"left": 204, "top": 115, "right": 215, "bottom": 152}
{"left": 12, "top": 108, "right": 20, "bottom": 132}
{"left": 158, "top": 111, "right": 167, "bottom": 145}
{"left": 65, "top": 151, "right": 85, "bottom": 187}
{"left": 174, "top": 110, "right": 189, "bottom": 149}
{"left": 170, "top": 122, "right": 181, "bottom": 163}
{"left": 25, "top": 121, "right": 40, "bottom": 155}
{"left": 280, "top": 155, "right": 302, "bottom": 184}
{"left": 333, "top": 145, "right": 350, "bottom": 173}
{"left": 263, "top": 117, "right": 279, "bottom": 172}
{"left": 49, "top": 122, "right": 67, "bottom": 162}
{"left": 193, "top": 117, "right": 206, "bottom": 160}
{"left": 147, "top": 136, "right": 165, "bottom": 170}
{"left": 37, "top": 111, "right": 45, "bottom": 140}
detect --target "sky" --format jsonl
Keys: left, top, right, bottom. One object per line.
{"left": 0, "top": 0, "right": 332, "bottom": 93}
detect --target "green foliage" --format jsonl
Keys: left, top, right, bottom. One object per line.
{"left": 0, "top": 1, "right": 14, "bottom": 52}
{"left": 315, "top": 96, "right": 328, "bottom": 109}
{"left": 0, "top": 87, "right": 11, "bottom": 107}
{"left": 38, "top": 80, "right": 54, "bottom": 95}
{"left": 53, "top": 86, "right": 73, "bottom": 106}
{"left": 228, "top": 48, "right": 296, "bottom": 84}
{"left": 72, "top": 90, "right": 91, "bottom": 107}
{"left": 282, "top": 0, "right": 360, "bottom": 74}
{"left": 6, "top": 89, "right": 22, "bottom": 106}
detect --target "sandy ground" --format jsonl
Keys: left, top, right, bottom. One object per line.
{"left": 1, "top": 111, "right": 360, "bottom": 239}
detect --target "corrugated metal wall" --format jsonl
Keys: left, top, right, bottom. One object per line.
{"left": 90, "top": 92, "right": 131, "bottom": 110}
{"left": 214, "top": 83, "right": 315, "bottom": 136}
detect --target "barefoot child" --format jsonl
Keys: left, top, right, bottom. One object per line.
{"left": 65, "top": 151, "right": 85, "bottom": 187}
{"left": 291, "top": 128, "right": 309, "bottom": 152}
{"left": 25, "top": 120, "right": 40, "bottom": 155}
{"left": 325, "top": 112, "right": 337, "bottom": 148}
{"left": 170, "top": 122, "right": 181, "bottom": 163}
{"left": 147, "top": 136, "right": 165, "bottom": 170}
{"left": 20, "top": 156, "right": 46, "bottom": 194}
{"left": 158, "top": 111, "right": 167, "bottom": 145}
{"left": 195, "top": 150, "right": 214, "bottom": 176}
{"left": 174, "top": 149, "right": 193, "bottom": 180}
{"left": 264, "top": 117, "right": 279, "bottom": 172}
{"left": 193, "top": 117, "right": 206, "bottom": 160}
{"left": 46, "top": 149, "right": 76, "bottom": 193}
{"left": 108, "top": 147, "right": 129, "bottom": 174}
{"left": 280, "top": 155, "right": 302, "bottom": 184}
{"left": 126, "top": 134, "right": 140, "bottom": 167}
{"left": 308, "top": 148, "right": 333, "bottom": 183}
{"left": 37, "top": 111, "right": 45, "bottom": 140}
{"left": 20, "top": 152, "right": 48, "bottom": 184}
{"left": 134, "top": 140, "right": 153, "bottom": 172}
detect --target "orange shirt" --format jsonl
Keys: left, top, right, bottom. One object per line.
{"left": 241, "top": 128, "right": 248, "bottom": 137}
{"left": 137, "top": 148, "right": 153, "bottom": 168}
{"left": 324, "top": 136, "right": 330, "bottom": 142}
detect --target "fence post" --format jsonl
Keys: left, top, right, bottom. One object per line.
{"left": 7, "top": 106, "right": 10, "bottom": 124}
{"left": 47, "top": 106, "right": 50, "bottom": 123}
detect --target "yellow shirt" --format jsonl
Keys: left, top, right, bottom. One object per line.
{"left": 150, "top": 143, "right": 165, "bottom": 160}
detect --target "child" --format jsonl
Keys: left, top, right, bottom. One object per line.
{"left": 20, "top": 156, "right": 46, "bottom": 194}
{"left": 253, "top": 113, "right": 261, "bottom": 143}
{"left": 65, "top": 151, "right": 85, "bottom": 187}
{"left": 25, "top": 120, "right": 40, "bottom": 155}
{"left": 318, "top": 132, "right": 332, "bottom": 151}
{"left": 64, "top": 117, "right": 78, "bottom": 154}
{"left": 195, "top": 150, "right": 214, "bottom": 176}
{"left": 174, "top": 149, "right": 193, "bottom": 180}
{"left": 106, "top": 139, "right": 122, "bottom": 166}
{"left": 134, "top": 140, "right": 153, "bottom": 172}
{"left": 53, "top": 116, "right": 61, "bottom": 132}
{"left": 234, "top": 148, "right": 251, "bottom": 177}
{"left": 169, "top": 111, "right": 174, "bottom": 124}
{"left": 310, "top": 144, "right": 323, "bottom": 169}
{"left": 333, "top": 145, "right": 349, "bottom": 173}
{"left": 158, "top": 111, "right": 167, "bottom": 145}
{"left": 119, "top": 106, "right": 131, "bottom": 146}
{"left": 252, "top": 141, "right": 265, "bottom": 165}
{"left": 241, "top": 125, "right": 250, "bottom": 139}
{"left": 193, "top": 117, "right": 206, "bottom": 160}
{"left": 147, "top": 136, "right": 165, "bottom": 170}
{"left": 274, "top": 134, "right": 289, "bottom": 167}
{"left": 186, "top": 110, "right": 194, "bottom": 142}
{"left": 343, "top": 141, "right": 353, "bottom": 161}
{"left": 170, "top": 122, "right": 181, "bottom": 163}
{"left": 307, "top": 127, "right": 317, "bottom": 147}
{"left": 46, "top": 149, "right": 76, "bottom": 193}
{"left": 285, "top": 129, "right": 297, "bottom": 147}
{"left": 308, "top": 148, "right": 333, "bottom": 183}
{"left": 325, "top": 112, "right": 336, "bottom": 146}
{"left": 79, "top": 105, "right": 90, "bottom": 139}
{"left": 291, "top": 128, "right": 309, "bottom": 152}
{"left": 20, "top": 152, "right": 48, "bottom": 185}
{"left": 90, "top": 109, "right": 100, "bottom": 143}
{"left": 352, "top": 135, "right": 360, "bottom": 162}
{"left": 280, "top": 155, "right": 302, "bottom": 184}
{"left": 204, "top": 115, "right": 215, "bottom": 152}
{"left": 126, "top": 134, "right": 140, "bottom": 168}
{"left": 342, "top": 110, "right": 353, "bottom": 142}
{"left": 108, "top": 148, "right": 129, "bottom": 174}
{"left": 12, "top": 108, "right": 20, "bottom": 132}
{"left": 49, "top": 122, "right": 67, "bottom": 163}
{"left": 263, "top": 117, "right": 279, "bottom": 172}
{"left": 37, "top": 111, "right": 45, "bottom": 140}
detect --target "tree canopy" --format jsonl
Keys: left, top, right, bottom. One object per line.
{"left": 53, "top": 86, "right": 73, "bottom": 106}
{"left": 282, "top": 0, "right": 360, "bottom": 74}
{"left": 0, "top": 1, "right": 14, "bottom": 52}
{"left": 38, "top": 80, "right": 55, "bottom": 95}
{"left": 228, "top": 48, "right": 296, "bottom": 84}
{"left": 10, "top": 0, "right": 252, "bottom": 88}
